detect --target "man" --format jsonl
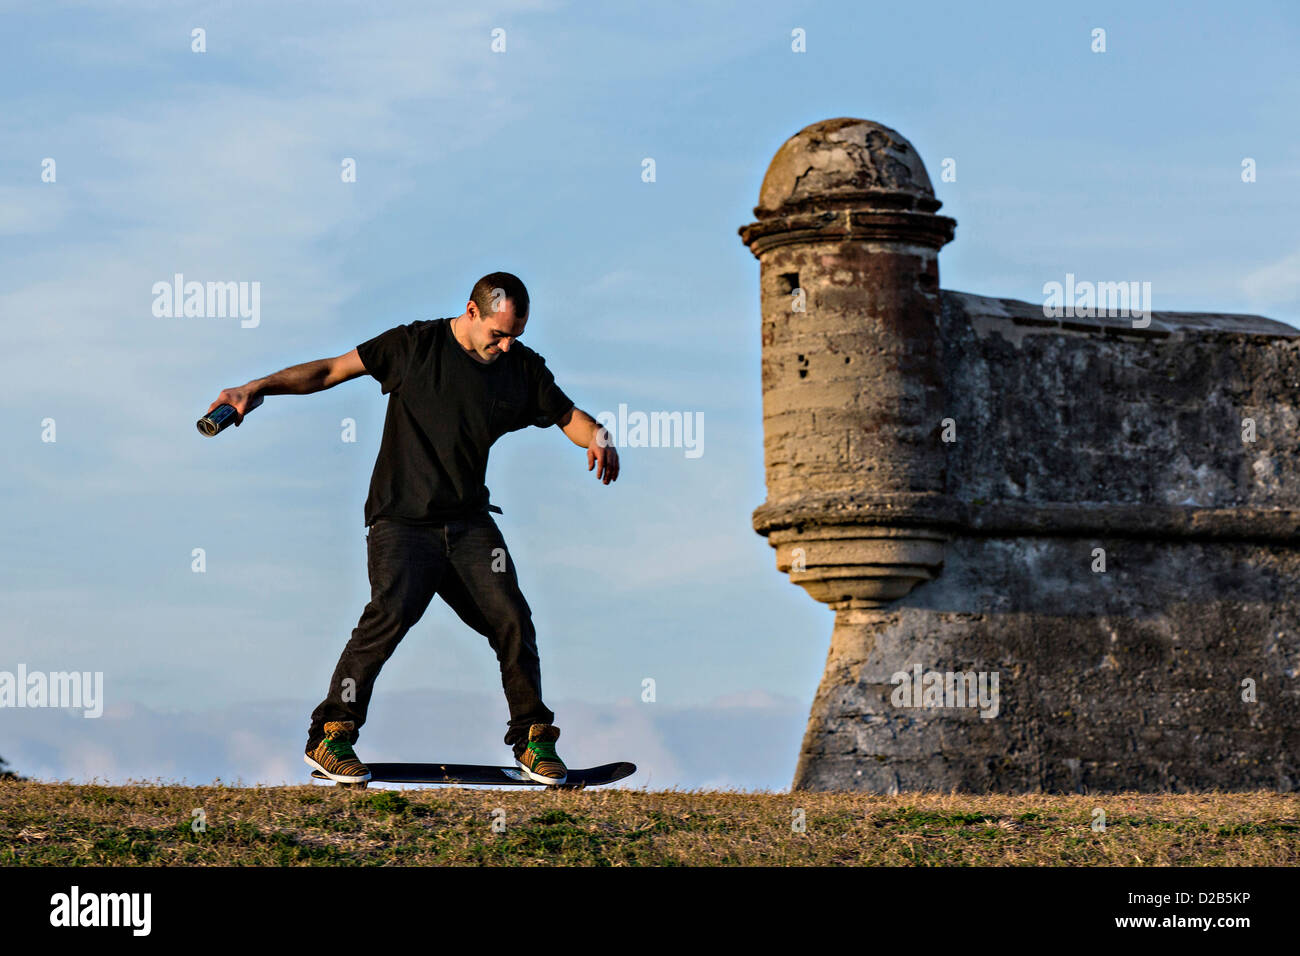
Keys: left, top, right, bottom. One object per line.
{"left": 204, "top": 272, "right": 619, "bottom": 785}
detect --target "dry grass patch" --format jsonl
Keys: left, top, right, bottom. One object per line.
{"left": 1, "top": 782, "right": 1296, "bottom": 866}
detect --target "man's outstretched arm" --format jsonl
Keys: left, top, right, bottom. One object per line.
{"left": 557, "top": 406, "right": 620, "bottom": 485}
{"left": 205, "top": 348, "right": 368, "bottom": 426}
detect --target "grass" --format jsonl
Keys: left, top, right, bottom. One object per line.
{"left": 2, "top": 781, "right": 1297, "bottom": 866}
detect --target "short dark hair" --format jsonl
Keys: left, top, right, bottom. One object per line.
{"left": 470, "top": 272, "right": 529, "bottom": 321}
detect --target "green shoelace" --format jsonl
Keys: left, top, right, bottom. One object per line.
{"left": 325, "top": 736, "right": 359, "bottom": 761}
{"left": 528, "top": 741, "right": 561, "bottom": 762}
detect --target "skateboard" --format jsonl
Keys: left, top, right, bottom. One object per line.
{"left": 310, "top": 761, "right": 636, "bottom": 790}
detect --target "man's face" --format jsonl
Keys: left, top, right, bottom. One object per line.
{"left": 466, "top": 298, "right": 526, "bottom": 363}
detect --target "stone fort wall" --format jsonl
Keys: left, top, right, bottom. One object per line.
{"left": 741, "top": 117, "right": 1300, "bottom": 792}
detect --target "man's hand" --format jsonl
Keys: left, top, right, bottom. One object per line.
{"left": 587, "top": 426, "right": 619, "bottom": 484}
{"left": 206, "top": 385, "right": 264, "bottom": 426}
{"left": 558, "top": 407, "right": 620, "bottom": 484}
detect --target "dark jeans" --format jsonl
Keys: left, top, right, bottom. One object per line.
{"left": 307, "top": 512, "right": 554, "bottom": 757}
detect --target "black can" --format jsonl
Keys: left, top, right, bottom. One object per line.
{"left": 197, "top": 403, "right": 239, "bottom": 437}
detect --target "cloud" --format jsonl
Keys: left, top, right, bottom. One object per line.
{"left": 0, "top": 0, "right": 554, "bottom": 408}
{"left": 1, "top": 687, "right": 806, "bottom": 791}
{"left": 1241, "top": 247, "right": 1300, "bottom": 308}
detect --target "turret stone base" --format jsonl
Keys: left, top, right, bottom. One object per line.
{"left": 793, "top": 536, "right": 1300, "bottom": 792}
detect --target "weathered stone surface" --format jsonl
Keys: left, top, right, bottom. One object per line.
{"left": 794, "top": 538, "right": 1300, "bottom": 792}
{"left": 755, "top": 117, "right": 942, "bottom": 216}
{"left": 740, "top": 117, "right": 1300, "bottom": 792}
{"left": 941, "top": 291, "right": 1300, "bottom": 516}
{"left": 741, "top": 118, "right": 958, "bottom": 611}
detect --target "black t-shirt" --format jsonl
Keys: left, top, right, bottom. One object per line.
{"left": 356, "top": 317, "right": 574, "bottom": 526}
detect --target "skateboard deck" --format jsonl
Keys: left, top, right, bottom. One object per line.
{"left": 310, "top": 761, "right": 636, "bottom": 790}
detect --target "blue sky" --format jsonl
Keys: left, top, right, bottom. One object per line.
{"left": 2, "top": 0, "right": 1298, "bottom": 790}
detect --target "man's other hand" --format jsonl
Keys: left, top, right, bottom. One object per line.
{"left": 588, "top": 427, "right": 619, "bottom": 484}
{"left": 206, "top": 386, "right": 264, "bottom": 426}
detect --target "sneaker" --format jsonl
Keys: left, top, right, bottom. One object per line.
{"left": 304, "top": 720, "right": 371, "bottom": 783}
{"left": 515, "top": 723, "right": 568, "bottom": 785}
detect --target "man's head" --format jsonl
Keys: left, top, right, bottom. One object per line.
{"left": 458, "top": 272, "right": 529, "bottom": 363}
